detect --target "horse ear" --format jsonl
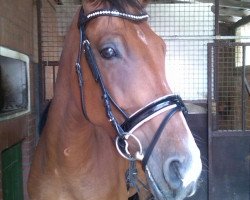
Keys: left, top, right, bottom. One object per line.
{"left": 82, "top": 0, "right": 100, "bottom": 13}
{"left": 140, "top": 0, "right": 150, "bottom": 7}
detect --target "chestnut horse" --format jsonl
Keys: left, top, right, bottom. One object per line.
{"left": 28, "top": 0, "right": 202, "bottom": 199}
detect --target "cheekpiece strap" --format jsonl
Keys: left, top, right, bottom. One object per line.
{"left": 78, "top": 7, "right": 88, "bottom": 28}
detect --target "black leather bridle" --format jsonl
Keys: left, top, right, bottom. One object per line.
{"left": 76, "top": 7, "right": 187, "bottom": 171}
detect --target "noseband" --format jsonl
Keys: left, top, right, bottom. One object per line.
{"left": 76, "top": 7, "right": 187, "bottom": 170}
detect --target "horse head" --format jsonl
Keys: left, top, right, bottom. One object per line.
{"left": 78, "top": 0, "right": 202, "bottom": 199}
{"left": 27, "top": 0, "right": 202, "bottom": 198}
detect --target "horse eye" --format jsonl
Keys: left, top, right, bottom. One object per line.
{"left": 100, "top": 47, "right": 117, "bottom": 59}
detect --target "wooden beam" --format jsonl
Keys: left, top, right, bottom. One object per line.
{"left": 197, "top": 0, "right": 250, "bottom": 9}
{"left": 211, "top": 5, "right": 250, "bottom": 17}
{"left": 219, "top": 15, "right": 242, "bottom": 23}
{"left": 233, "top": 15, "right": 250, "bottom": 28}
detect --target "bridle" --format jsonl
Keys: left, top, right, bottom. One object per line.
{"left": 76, "top": 6, "right": 187, "bottom": 189}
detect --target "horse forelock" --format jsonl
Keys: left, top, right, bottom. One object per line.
{"left": 86, "top": 0, "right": 149, "bottom": 13}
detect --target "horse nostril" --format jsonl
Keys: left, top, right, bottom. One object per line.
{"left": 163, "top": 159, "right": 183, "bottom": 190}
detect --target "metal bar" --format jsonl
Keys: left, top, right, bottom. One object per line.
{"left": 37, "top": 0, "right": 44, "bottom": 138}
{"left": 210, "top": 130, "right": 250, "bottom": 137}
{"left": 207, "top": 44, "right": 213, "bottom": 200}
{"left": 207, "top": 43, "right": 213, "bottom": 135}
{"left": 214, "top": 0, "right": 220, "bottom": 36}
{"left": 53, "top": 66, "right": 56, "bottom": 97}
{"left": 213, "top": 41, "right": 219, "bottom": 131}
{"left": 242, "top": 46, "right": 246, "bottom": 131}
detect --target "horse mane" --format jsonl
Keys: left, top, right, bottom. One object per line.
{"left": 91, "top": 0, "right": 149, "bottom": 13}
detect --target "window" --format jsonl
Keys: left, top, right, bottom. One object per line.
{"left": 235, "top": 22, "right": 250, "bottom": 67}
{"left": 0, "top": 47, "right": 30, "bottom": 120}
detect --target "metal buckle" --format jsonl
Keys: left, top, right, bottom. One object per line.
{"left": 115, "top": 133, "right": 144, "bottom": 161}
{"left": 82, "top": 39, "right": 90, "bottom": 46}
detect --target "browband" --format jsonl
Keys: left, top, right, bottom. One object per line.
{"left": 78, "top": 8, "right": 149, "bottom": 27}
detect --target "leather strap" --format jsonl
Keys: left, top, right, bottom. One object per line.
{"left": 142, "top": 106, "right": 182, "bottom": 168}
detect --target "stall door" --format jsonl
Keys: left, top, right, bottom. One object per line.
{"left": 208, "top": 42, "right": 250, "bottom": 200}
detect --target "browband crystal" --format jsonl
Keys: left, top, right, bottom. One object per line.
{"left": 86, "top": 9, "right": 149, "bottom": 21}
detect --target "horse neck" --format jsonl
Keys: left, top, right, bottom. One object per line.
{"left": 42, "top": 10, "right": 94, "bottom": 152}
{"left": 48, "top": 16, "right": 86, "bottom": 131}
{"left": 43, "top": 10, "right": 125, "bottom": 169}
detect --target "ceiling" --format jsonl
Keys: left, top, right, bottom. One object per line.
{"left": 199, "top": 0, "right": 250, "bottom": 24}
{"left": 55, "top": 0, "right": 250, "bottom": 24}
{"left": 153, "top": 0, "right": 250, "bottom": 24}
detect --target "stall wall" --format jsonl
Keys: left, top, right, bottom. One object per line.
{"left": 0, "top": 0, "right": 38, "bottom": 199}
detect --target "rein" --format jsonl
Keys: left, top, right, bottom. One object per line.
{"left": 76, "top": 7, "right": 187, "bottom": 190}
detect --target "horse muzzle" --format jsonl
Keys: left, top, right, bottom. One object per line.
{"left": 145, "top": 137, "right": 202, "bottom": 200}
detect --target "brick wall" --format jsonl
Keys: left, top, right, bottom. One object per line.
{"left": 0, "top": 0, "right": 38, "bottom": 199}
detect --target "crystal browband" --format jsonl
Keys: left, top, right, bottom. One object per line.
{"left": 86, "top": 9, "right": 149, "bottom": 22}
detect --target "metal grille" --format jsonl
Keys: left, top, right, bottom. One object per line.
{"left": 147, "top": 2, "right": 214, "bottom": 37}
{"left": 208, "top": 42, "right": 250, "bottom": 131}
{"left": 40, "top": 0, "right": 216, "bottom": 102}
{"left": 40, "top": 0, "right": 79, "bottom": 100}
{"left": 39, "top": 0, "right": 250, "bottom": 108}
{"left": 147, "top": 1, "right": 214, "bottom": 100}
